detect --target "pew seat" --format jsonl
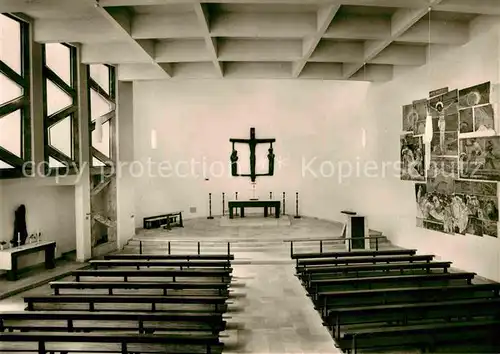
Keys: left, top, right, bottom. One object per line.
{"left": 0, "top": 331, "right": 223, "bottom": 354}
{"left": 72, "top": 269, "right": 232, "bottom": 282}
{"left": 298, "top": 261, "right": 452, "bottom": 281}
{"left": 297, "top": 254, "right": 434, "bottom": 268}
{"left": 292, "top": 248, "right": 417, "bottom": 261}
{"left": 309, "top": 272, "right": 476, "bottom": 295}
{"left": 104, "top": 254, "right": 235, "bottom": 261}
{"left": 337, "top": 319, "right": 500, "bottom": 354}
{"left": 50, "top": 281, "right": 230, "bottom": 296}
{"left": 327, "top": 297, "right": 500, "bottom": 339}
{"left": 90, "top": 259, "right": 232, "bottom": 270}
{"left": 0, "top": 311, "right": 226, "bottom": 335}
{"left": 24, "top": 294, "right": 229, "bottom": 312}
{"left": 316, "top": 283, "right": 500, "bottom": 311}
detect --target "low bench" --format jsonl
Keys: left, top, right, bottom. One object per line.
{"left": 50, "top": 281, "right": 230, "bottom": 296}
{"left": 143, "top": 211, "right": 183, "bottom": 230}
{"left": 72, "top": 269, "right": 232, "bottom": 282}
{"left": 297, "top": 254, "right": 434, "bottom": 268}
{"left": 0, "top": 310, "right": 226, "bottom": 335}
{"left": 298, "top": 261, "right": 452, "bottom": 283}
{"left": 308, "top": 272, "right": 476, "bottom": 296}
{"left": 337, "top": 319, "right": 500, "bottom": 354}
{"left": 24, "top": 294, "right": 229, "bottom": 312}
{"left": 0, "top": 331, "right": 223, "bottom": 354}
{"left": 315, "top": 283, "right": 500, "bottom": 315}
{"left": 327, "top": 297, "right": 500, "bottom": 339}
{"left": 104, "top": 254, "right": 235, "bottom": 261}
{"left": 91, "top": 259, "right": 232, "bottom": 270}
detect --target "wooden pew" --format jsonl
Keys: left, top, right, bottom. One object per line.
{"left": 297, "top": 254, "right": 435, "bottom": 268}
{"left": 308, "top": 272, "right": 476, "bottom": 296}
{"left": 337, "top": 319, "right": 500, "bottom": 354}
{"left": 315, "top": 283, "right": 500, "bottom": 314}
{"left": 327, "top": 297, "right": 500, "bottom": 339}
{"left": 298, "top": 261, "right": 452, "bottom": 283}
{"left": 104, "top": 254, "right": 235, "bottom": 261}
{"left": 0, "top": 331, "right": 223, "bottom": 354}
{"left": 50, "top": 280, "right": 230, "bottom": 296}
{"left": 72, "top": 269, "right": 232, "bottom": 282}
{"left": 292, "top": 249, "right": 417, "bottom": 265}
{"left": 24, "top": 294, "right": 229, "bottom": 312}
{"left": 90, "top": 259, "right": 232, "bottom": 270}
{"left": 0, "top": 310, "right": 226, "bottom": 335}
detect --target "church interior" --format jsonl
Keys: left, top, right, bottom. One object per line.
{"left": 2, "top": 0, "right": 500, "bottom": 353}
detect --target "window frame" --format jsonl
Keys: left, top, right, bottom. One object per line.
{"left": 42, "top": 42, "right": 79, "bottom": 175}
{"left": 0, "top": 13, "right": 31, "bottom": 178}
{"left": 89, "top": 64, "right": 116, "bottom": 168}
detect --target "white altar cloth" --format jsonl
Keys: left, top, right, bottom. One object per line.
{"left": 0, "top": 241, "right": 56, "bottom": 270}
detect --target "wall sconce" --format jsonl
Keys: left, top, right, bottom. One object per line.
{"left": 151, "top": 129, "right": 157, "bottom": 150}
{"left": 361, "top": 128, "right": 367, "bottom": 148}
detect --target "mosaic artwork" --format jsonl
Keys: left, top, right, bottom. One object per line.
{"left": 403, "top": 81, "right": 499, "bottom": 237}
{"left": 400, "top": 133, "right": 425, "bottom": 181}
{"left": 416, "top": 181, "right": 498, "bottom": 237}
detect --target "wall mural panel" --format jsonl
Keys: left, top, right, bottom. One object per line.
{"left": 401, "top": 133, "right": 425, "bottom": 181}
{"left": 402, "top": 81, "right": 499, "bottom": 238}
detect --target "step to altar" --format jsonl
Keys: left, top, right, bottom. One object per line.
{"left": 219, "top": 215, "right": 292, "bottom": 227}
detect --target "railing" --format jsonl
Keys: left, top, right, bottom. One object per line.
{"left": 284, "top": 235, "right": 386, "bottom": 256}
{"left": 137, "top": 239, "right": 232, "bottom": 256}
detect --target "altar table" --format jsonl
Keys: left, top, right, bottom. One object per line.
{"left": 0, "top": 241, "right": 56, "bottom": 281}
{"left": 228, "top": 200, "right": 281, "bottom": 219}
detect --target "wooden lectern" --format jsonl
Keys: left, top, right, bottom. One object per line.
{"left": 341, "top": 211, "right": 369, "bottom": 250}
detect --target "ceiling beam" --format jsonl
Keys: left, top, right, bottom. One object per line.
{"left": 434, "top": 0, "right": 500, "bottom": 15}
{"left": 117, "top": 63, "right": 171, "bottom": 81}
{"left": 342, "top": 0, "right": 444, "bottom": 79}
{"left": 88, "top": 1, "right": 172, "bottom": 77}
{"left": 292, "top": 4, "right": 340, "bottom": 78}
{"left": 324, "top": 17, "right": 390, "bottom": 40}
{"left": 194, "top": 2, "right": 223, "bottom": 77}
{"left": 97, "top": 0, "right": 432, "bottom": 6}
{"left": 398, "top": 20, "right": 469, "bottom": 45}
{"left": 369, "top": 44, "right": 427, "bottom": 66}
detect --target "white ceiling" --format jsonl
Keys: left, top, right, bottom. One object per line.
{"left": 0, "top": 0, "right": 496, "bottom": 82}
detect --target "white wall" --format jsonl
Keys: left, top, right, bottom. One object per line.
{"left": 133, "top": 79, "right": 371, "bottom": 226}
{"left": 0, "top": 180, "right": 76, "bottom": 258}
{"left": 360, "top": 17, "right": 500, "bottom": 281}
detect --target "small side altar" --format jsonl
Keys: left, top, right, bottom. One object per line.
{"left": 0, "top": 241, "right": 56, "bottom": 281}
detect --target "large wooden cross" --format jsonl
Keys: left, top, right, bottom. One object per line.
{"left": 230, "top": 127, "right": 276, "bottom": 182}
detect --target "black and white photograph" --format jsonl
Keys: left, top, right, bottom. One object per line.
{"left": 402, "top": 104, "right": 418, "bottom": 132}
{"left": 411, "top": 99, "right": 428, "bottom": 136}
{"left": 2, "top": 5, "right": 500, "bottom": 354}
{"left": 401, "top": 133, "right": 425, "bottom": 181}
{"left": 474, "top": 104, "right": 495, "bottom": 133}
{"left": 459, "top": 81, "right": 491, "bottom": 109}
{"left": 431, "top": 131, "right": 458, "bottom": 156}
{"left": 459, "top": 136, "right": 500, "bottom": 181}
{"left": 459, "top": 108, "right": 474, "bottom": 133}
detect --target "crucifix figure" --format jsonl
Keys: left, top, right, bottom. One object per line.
{"left": 229, "top": 127, "right": 276, "bottom": 182}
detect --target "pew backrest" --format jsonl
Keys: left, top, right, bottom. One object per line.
{"left": 292, "top": 249, "right": 417, "bottom": 260}
{"left": 298, "top": 254, "right": 435, "bottom": 267}
{"left": 104, "top": 254, "right": 235, "bottom": 260}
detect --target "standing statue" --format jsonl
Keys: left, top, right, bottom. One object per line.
{"left": 230, "top": 149, "right": 238, "bottom": 176}
{"left": 11, "top": 205, "right": 28, "bottom": 247}
{"left": 267, "top": 147, "right": 275, "bottom": 175}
